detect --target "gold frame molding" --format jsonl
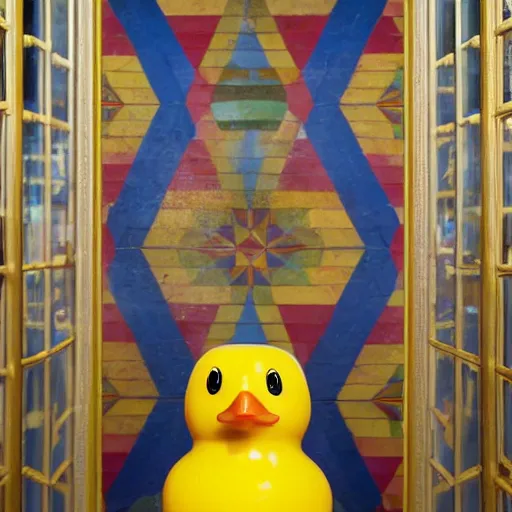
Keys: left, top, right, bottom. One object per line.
{"left": 405, "top": 0, "right": 429, "bottom": 509}
{"left": 5, "top": 0, "right": 25, "bottom": 508}
{"left": 74, "top": 0, "right": 103, "bottom": 510}
{"left": 480, "top": 0, "right": 498, "bottom": 509}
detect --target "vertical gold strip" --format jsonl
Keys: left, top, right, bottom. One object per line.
{"left": 92, "top": 0, "right": 103, "bottom": 507}
{"left": 427, "top": 0, "right": 439, "bottom": 506}
{"left": 454, "top": 356, "right": 462, "bottom": 510}
{"left": 73, "top": 0, "right": 102, "bottom": 508}
{"left": 405, "top": 0, "right": 430, "bottom": 507}
{"left": 480, "top": 0, "right": 498, "bottom": 507}
{"left": 5, "top": 0, "right": 24, "bottom": 508}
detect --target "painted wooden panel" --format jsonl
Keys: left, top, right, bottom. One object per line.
{"left": 101, "top": 0, "right": 405, "bottom": 510}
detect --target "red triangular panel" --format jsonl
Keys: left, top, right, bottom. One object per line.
{"left": 167, "top": 16, "right": 221, "bottom": 68}
{"left": 390, "top": 225, "right": 404, "bottom": 273}
{"left": 363, "top": 456, "right": 403, "bottom": 494}
{"left": 274, "top": 16, "right": 329, "bottom": 69}
{"left": 366, "top": 306, "right": 404, "bottom": 345}
{"left": 279, "top": 140, "right": 335, "bottom": 192}
{"left": 279, "top": 305, "right": 335, "bottom": 365}
{"left": 187, "top": 72, "right": 215, "bottom": 123}
{"left": 103, "top": 304, "right": 137, "bottom": 343}
{"left": 103, "top": 163, "right": 132, "bottom": 206}
{"left": 102, "top": 434, "right": 139, "bottom": 494}
{"left": 168, "top": 139, "right": 220, "bottom": 191}
{"left": 364, "top": 16, "right": 403, "bottom": 54}
{"left": 103, "top": 2, "right": 136, "bottom": 56}
{"left": 169, "top": 304, "right": 219, "bottom": 359}
{"left": 284, "top": 77, "right": 314, "bottom": 122}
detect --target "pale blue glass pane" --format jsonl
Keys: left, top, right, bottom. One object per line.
{"left": 435, "top": 257, "right": 456, "bottom": 345}
{"left": 50, "top": 347, "right": 71, "bottom": 420}
{"left": 23, "top": 122, "right": 45, "bottom": 264}
{"left": 435, "top": 133, "right": 456, "bottom": 345}
{"left": 0, "top": 379, "right": 4, "bottom": 468}
{"left": 505, "top": 381, "right": 512, "bottom": 460}
{"left": 461, "top": 124, "right": 481, "bottom": 264}
{"left": 436, "top": 0, "right": 455, "bottom": 59}
{"left": 461, "top": 364, "right": 480, "bottom": 470}
{"left": 462, "top": 48, "right": 480, "bottom": 117}
{"left": 0, "top": 116, "right": 4, "bottom": 275}
{"left": 23, "top": 477, "right": 43, "bottom": 512}
{"left": 462, "top": 274, "right": 480, "bottom": 354}
{"left": 50, "top": 352, "right": 72, "bottom": 492}
{"left": 504, "top": 119, "right": 512, "bottom": 263}
{"left": 432, "top": 351, "right": 455, "bottom": 473}
{"left": 437, "top": 67, "right": 455, "bottom": 126}
{"left": 505, "top": 33, "right": 512, "bottom": 103}
{"left": 51, "top": 130, "right": 70, "bottom": 257}
{"left": 24, "top": 270, "right": 45, "bottom": 358}
{"left": 51, "top": 417, "right": 70, "bottom": 476}
{"left": 23, "top": 364, "right": 44, "bottom": 472}
{"left": 506, "top": 0, "right": 512, "bottom": 20}
{"left": 52, "top": 66, "right": 68, "bottom": 121}
{"left": 24, "top": 47, "right": 44, "bottom": 113}
{"left": 23, "top": 0, "right": 44, "bottom": 39}
{"left": 437, "top": 137, "right": 456, "bottom": 193}
{"left": 432, "top": 469, "right": 454, "bottom": 512}
{"left": 461, "top": 478, "right": 481, "bottom": 512}
{"left": 505, "top": 277, "right": 512, "bottom": 368}
{"left": 0, "top": 281, "right": 4, "bottom": 367}
{"left": 461, "top": 0, "right": 480, "bottom": 42}
{"left": 50, "top": 468, "right": 71, "bottom": 512}
{"left": 52, "top": 0, "right": 68, "bottom": 58}
{"left": 503, "top": 491, "right": 512, "bottom": 511}
{"left": 51, "top": 268, "right": 75, "bottom": 346}
{"left": 0, "top": 30, "right": 5, "bottom": 101}
{"left": 50, "top": 485, "right": 66, "bottom": 512}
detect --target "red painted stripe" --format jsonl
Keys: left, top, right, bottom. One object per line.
{"left": 371, "top": 165, "right": 403, "bottom": 185}
{"left": 103, "top": 304, "right": 136, "bottom": 343}
{"left": 279, "top": 139, "right": 335, "bottom": 192}
{"left": 366, "top": 306, "right": 404, "bottom": 345}
{"left": 103, "top": 434, "right": 138, "bottom": 453}
{"left": 391, "top": 225, "right": 404, "bottom": 272}
{"left": 364, "top": 17, "right": 403, "bottom": 54}
{"left": 284, "top": 77, "right": 314, "bottom": 122}
{"left": 166, "top": 16, "right": 220, "bottom": 68}
{"left": 383, "top": 1, "right": 404, "bottom": 17}
{"left": 366, "top": 154, "right": 404, "bottom": 168}
{"left": 274, "top": 16, "right": 329, "bottom": 69}
{"left": 102, "top": 2, "right": 136, "bottom": 56}
{"left": 382, "top": 183, "right": 404, "bottom": 207}
{"left": 103, "top": 164, "right": 132, "bottom": 205}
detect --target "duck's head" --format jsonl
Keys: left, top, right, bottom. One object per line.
{"left": 184, "top": 344, "right": 311, "bottom": 442}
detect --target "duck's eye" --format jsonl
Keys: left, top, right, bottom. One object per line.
{"left": 266, "top": 369, "right": 282, "bottom": 396}
{"left": 206, "top": 367, "right": 222, "bottom": 395}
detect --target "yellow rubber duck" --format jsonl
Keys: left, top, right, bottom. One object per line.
{"left": 163, "top": 344, "right": 332, "bottom": 512}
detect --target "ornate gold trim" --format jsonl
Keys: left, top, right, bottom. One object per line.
{"left": 404, "top": 0, "right": 430, "bottom": 508}
{"left": 5, "top": 0, "right": 25, "bottom": 508}
{"left": 91, "top": 0, "right": 104, "bottom": 507}
{"left": 73, "top": 0, "right": 103, "bottom": 509}
{"left": 480, "top": 0, "right": 499, "bottom": 508}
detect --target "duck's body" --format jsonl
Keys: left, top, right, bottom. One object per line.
{"left": 163, "top": 345, "right": 332, "bottom": 512}
{"left": 164, "top": 441, "right": 331, "bottom": 512}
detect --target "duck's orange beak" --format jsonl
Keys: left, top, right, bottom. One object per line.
{"left": 217, "top": 391, "right": 279, "bottom": 426}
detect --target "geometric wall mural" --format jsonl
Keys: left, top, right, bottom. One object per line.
{"left": 101, "top": 0, "right": 405, "bottom": 510}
